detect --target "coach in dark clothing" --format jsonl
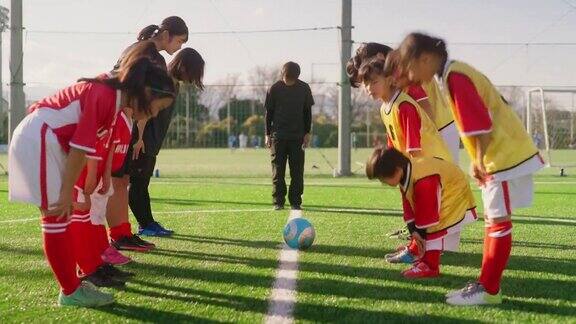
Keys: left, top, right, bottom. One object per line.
{"left": 265, "top": 62, "right": 314, "bottom": 210}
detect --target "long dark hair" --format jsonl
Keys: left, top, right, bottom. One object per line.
{"left": 168, "top": 48, "right": 205, "bottom": 90}
{"left": 119, "top": 40, "right": 165, "bottom": 70}
{"left": 138, "top": 16, "right": 189, "bottom": 42}
{"left": 398, "top": 32, "right": 448, "bottom": 67}
{"left": 80, "top": 56, "right": 175, "bottom": 116}
{"left": 366, "top": 147, "right": 409, "bottom": 180}
{"left": 347, "top": 42, "right": 393, "bottom": 88}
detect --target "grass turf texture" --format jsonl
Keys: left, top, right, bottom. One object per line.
{"left": 0, "top": 148, "right": 575, "bottom": 323}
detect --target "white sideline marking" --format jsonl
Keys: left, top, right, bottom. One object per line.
{"left": 0, "top": 217, "right": 37, "bottom": 224}
{"left": 264, "top": 209, "right": 302, "bottom": 324}
{"left": 2, "top": 207, "right": 576, "bottom": 225}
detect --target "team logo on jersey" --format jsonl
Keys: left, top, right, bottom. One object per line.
{"left": 115, "top": 144, "right": 129, "bottom": 154}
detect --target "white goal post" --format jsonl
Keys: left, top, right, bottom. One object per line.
{"left": 526, "top": 87, "right": 576, "bottom": 172}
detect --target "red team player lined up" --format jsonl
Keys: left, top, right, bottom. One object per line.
{"left": 7, "top": 19, "right": 542, "bottom": 308}
{"left": 8, "top": 16, "right": 205, "bottom": 307}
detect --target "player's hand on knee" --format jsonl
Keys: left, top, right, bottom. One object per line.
{"left": 48, "top": 194, "right": 73, "bottom": 221}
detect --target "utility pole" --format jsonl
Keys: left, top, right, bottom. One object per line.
{"left": 0, "top": 6, "right": 8, "bottom": 143}
{"left": 337, "top": 0, "right": 352, "bottom": 176}
{"left": 9, "top": 0, "right": 24, "bottom": 144}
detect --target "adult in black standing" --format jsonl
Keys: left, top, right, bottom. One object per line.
{"left": 265, "top": 62, "right": 314, "bottom": 210}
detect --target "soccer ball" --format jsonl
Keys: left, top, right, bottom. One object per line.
{"left": 283, "top": 217, "right": 315, "bottom": 250}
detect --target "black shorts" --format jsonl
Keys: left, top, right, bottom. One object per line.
{"left": 111, "top": 157, "right": 130, "bottom": 178}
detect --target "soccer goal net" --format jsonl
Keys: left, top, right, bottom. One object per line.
{"left": 526, "top": 87, "right": 576, "bottom": 172}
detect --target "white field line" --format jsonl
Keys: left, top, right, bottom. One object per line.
{"left": 1, "top": 207, "right": 576, "bottom": 225}
{"left": 264, "top": 209, "right": 302, "bottom": 324}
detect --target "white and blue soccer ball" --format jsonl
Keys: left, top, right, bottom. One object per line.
{"left": 283, "top": 217, "right": 315, "bottom": 250}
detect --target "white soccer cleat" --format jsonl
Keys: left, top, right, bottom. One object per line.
{"left": 445, "top": 282, "right": 479, "bottom": 299}
{"left": 446, "top": 283, "right": 502, "bottom": 306}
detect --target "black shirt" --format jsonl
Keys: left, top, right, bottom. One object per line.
{"left": 264, "top": 80, "right": 314, "bottom": 140}
{"left": 114, "top": 42, "right": 175, "bottom": 157}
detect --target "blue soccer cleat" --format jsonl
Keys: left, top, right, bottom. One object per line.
{"left": 385, "top": 246, "right": 417, "bottom": 264}
{"left": 138, "top": 222, "right": 173, "bottom": 237}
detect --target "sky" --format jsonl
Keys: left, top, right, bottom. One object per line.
{"left": 0, "top": 0, "right": 575, "bottom": 100}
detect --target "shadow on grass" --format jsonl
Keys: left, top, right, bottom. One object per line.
{"left": 151, "top": 198, "right": 401, "bottom": 217}
{"left": 125, "top": 280, "right": 482, "bottom": 323}
{"left": 148, "top": 242, "right": 576, "bottom": 302}
{"left": 163, "top": 234, "right": 575, "bottom": 277}
{"left": 0, "top": 243, "right": 44, "bottom": 257}
{"left": 95, "top": 302, "right": 225, "bottom": 323}
{"left": 442, "top": 250, "right": 575, "bottom": 278}
{"left": 132, "top": 260, "right": 444, "bottom": 303}
{"left": 128, "top": 260, "right": 576, "bottom": 320}
{"left": 165, "top": 234, "right": 280, "bottom": 249}
{"left": 461, "top": 238, "right": 576, "bottom": 251}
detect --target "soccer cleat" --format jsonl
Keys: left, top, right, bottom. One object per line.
{"left": 112, "top": 235, "right": 152, "bottom": 252}
{"left": 446, "top": 283, "right": 502, "bottom": 306}
{"left": 138, "top": 222, "right": 172, "bottom": 237}
{"left": 273, "top": 204, "right": 285, "bottom": 211}
{"left": 58, "top": 281, "right": 115, "bottom": 307}
{"left": 82, "top": 266, "right": 126, "bottom": 288}
{"left": 101, "top": 263, "right": 135, "bottom": 280}
{"left": 387, "top": 227, "right": 411, "bottom": 240}
{"left": 385, "top": 247, "right": 417, "bottom": 264}
{"left": 291, "top": 205, "right": 302, "bottom": 210}
{"left": 101, "top": 246, "right": 132, "bottom": 266}
{"left": 153, "top": 221, "right": 174, "bottom": 235}
{"left": 445, "top": 282, "right": 478, "bottom": 299}
{"left": 402, "top": 261, "right": 440, "bottom": 279}
{"left": 130, "top": 234, "right": 156, "bottom": 249}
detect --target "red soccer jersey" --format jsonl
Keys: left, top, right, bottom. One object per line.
{"left": 401, "top": 174, "right": 441, "bottom": 228}
{"left": 385, "top": 102, "right": 422, "bottom": 151}
{"left": 446, "top": 72, "right": 492, "bottom": 136}
{"left": 110, "top": 111, "right": 133, "bottom": 172}
{"left": 28, "top": 82, "right": 120, "bottom": 154}
{"left": 398, "top": 102, "right": 422, "bottom": 152}
{"left": 406, "top": 85, "right": 428, "bottom": 102}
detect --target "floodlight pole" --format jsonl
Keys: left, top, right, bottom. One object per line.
{"left": 9, "top": 0, "right": 24, "bottom": 145}
{"left": 337, "top": 0, "right": 352, "bottom": 176}
{"left": 0, "top": 6, "right": 7, "bottom": 142}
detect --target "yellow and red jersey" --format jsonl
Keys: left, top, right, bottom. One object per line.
{"left": 440, "top": 60, "right": 541, "bottom": 176}
{"left": 381, "top": 91, "right": 452, "bottom": 162}
{"left": 400, "top": 156, "right": 476, "bottom": 236}
{"left": 421, "top": 79, "right": 455, "bottom": 131}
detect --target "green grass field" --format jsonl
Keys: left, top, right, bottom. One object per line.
{"left": 0, "top": 148, "right": 575, "bottom": 323}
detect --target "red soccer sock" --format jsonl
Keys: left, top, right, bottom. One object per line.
{"left": 479, "top": 221, "right": 513, "bottom": 295}
{"left": 422, "top": 250, "right": 441, "bottom": 271}
{"left": 407, "top": 239, "right": 420, "bottom": 256}
{"left": 70, "top": 212, "right": 103, "bottom": 276}
{"left": 109, "top": 222, "right": 133, "bottom": 241}
{"left": 41, "top": 216, "right": 81, "bottom": 295}
{"left": 92, "top": 224, "right": 110, "bottom": 255}
{"left": 480, "top": 224, "right": 491, "bottom": 273}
